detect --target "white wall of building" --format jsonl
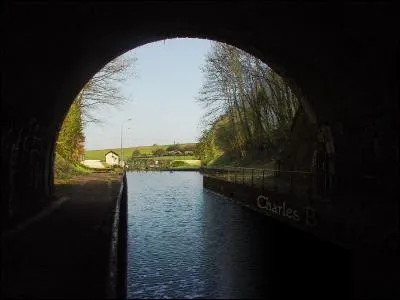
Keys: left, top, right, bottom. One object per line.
{"left": 105, "top": 152, "right": 120, "bottom": 166}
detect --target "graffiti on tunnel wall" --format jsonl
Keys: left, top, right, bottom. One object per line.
{"left": 1, "top": 117, "right": 47, "bottom": 221}
{"left": 311, "top": 124, "right": 335, "bottom": 198}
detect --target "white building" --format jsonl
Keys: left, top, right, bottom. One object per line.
{"left": 105, "top": 151, "right": 120, "bottom": 166}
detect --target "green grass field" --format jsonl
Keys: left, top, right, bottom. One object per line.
{"left": 173, "top": 159, "right": 201, "bottom": 166}
{"left": 133, "top": 155, "right": 197, "bottom": 161}
{"left": 84, "top": 143, "right": 197, "bottom": 161}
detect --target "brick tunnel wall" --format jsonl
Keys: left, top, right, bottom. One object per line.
{"left": 1, "top": 116, "right": 55, "bottom": 228}
{"left": 2, "top": 3, "right": 398, "bottom": 234}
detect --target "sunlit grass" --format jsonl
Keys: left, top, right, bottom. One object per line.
{"left": 134, "top": 155, "right": 197, "bottom": 161}
{"left": 54, "top": 153, "right": 92, "bottom": 184}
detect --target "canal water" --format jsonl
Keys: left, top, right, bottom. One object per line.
{"left": 127, "top": 171, "right": 351, "bottom": 299}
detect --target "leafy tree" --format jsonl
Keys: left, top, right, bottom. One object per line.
{"left": 182, "top": 144, "right": 197, "bottom": 152}
{"left": 131, "top": 149, "right": 141, "bottom": 157}
{"left": 196, "top": 128, "right": 219, "bottom": 164}
{"left": 56, "top": 96, "right": 85, "bottom": 163}
{"left": 153, "top": 148, "right": 166, "bottom": 156}
{"left": 166, "top": 144, "right": 182, "bottom": 152}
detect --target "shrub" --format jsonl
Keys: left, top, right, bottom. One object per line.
{"left": 171, "top": 160, "right": 188, "bottom": 167}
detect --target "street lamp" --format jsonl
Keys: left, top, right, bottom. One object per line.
{"left": 121, "top": 118, "right": 132, "bottom": 167}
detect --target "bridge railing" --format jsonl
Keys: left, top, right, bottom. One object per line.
{"left": 107, "top": 171, "right": 128, "bottom": 299}
{"left": 202, "top": 167, "right": 319, "bottom": 198}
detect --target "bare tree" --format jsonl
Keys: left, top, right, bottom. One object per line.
{"left": 79, "top": 51, "right": 137, "bottom": 124}
{"left": 197, "top": 41, "right": 300, "bottom": 160}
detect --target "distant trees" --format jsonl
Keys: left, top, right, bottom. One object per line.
{"left": 196, "top": 42, "right": 300, "bottom": 163}
{"left": 131, "top": 149, "right": 141, "bottom": 157}
{"left": 128, "top": 144, "right": 198, "bottom": 161}
{"left": 181, "top": 144, "right": 197, "bottom": 152}
{"left": 165, "top": 143, "right": 197, "bottom": 153}
{"left": 152, "top": 148, "right": 167, "bottom": 156}
{"left": 166, "top": 144, "right": 181, "bottom": 152}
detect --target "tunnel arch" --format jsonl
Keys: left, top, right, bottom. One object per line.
{"left": 3, "top": 2, "right": 398, "bottom": 230}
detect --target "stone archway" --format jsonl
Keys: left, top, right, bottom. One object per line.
{"left": 2, "top": 3, "right": 398, "bottom": 229}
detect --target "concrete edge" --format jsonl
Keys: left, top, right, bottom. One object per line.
{"left": 106, "top": 173, "right": 125, "bottom": 299}
{"left": 203, "top": 184, "right": 353, "bottom": 251}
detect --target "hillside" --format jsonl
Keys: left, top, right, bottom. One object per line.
{"left": 84, "top": 143, "right": 197, "bottom": 161}
{"left": 207, "top": 106, "right": 316, "bottom": 171}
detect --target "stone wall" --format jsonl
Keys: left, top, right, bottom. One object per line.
{"left": 203, "top": 176, "right": 398, "bottom": 251}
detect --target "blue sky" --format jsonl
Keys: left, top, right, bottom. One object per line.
{"left": 84, "top": 38, "right": 213, "bottom": 150}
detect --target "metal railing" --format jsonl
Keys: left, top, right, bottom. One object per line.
{"left": 106, "top": 171, "right": 128, "bottom": 299}
{"left": 202, "top": 167, "right": 322, "bottom": 198}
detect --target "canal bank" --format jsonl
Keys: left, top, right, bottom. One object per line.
{"left": 203, "top": 174, "right": 399, "bottom": 251}
{"left": 1, "top": 171, "right": 124, "bottom": 299}
{"left": 203, "top": 175, "right": 400, "bottom": 299}
{"left": 203, "top": 175, "right": 353, "bottom": 249}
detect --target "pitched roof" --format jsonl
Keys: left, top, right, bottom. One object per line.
{"left": 105, "top": 150, "right": 120, "bottom": 157}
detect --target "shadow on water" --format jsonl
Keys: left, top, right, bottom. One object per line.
{"left": 127, "top": 171, "right": 351, "bottom": 299}
{"left": 200, "top": 190, "right": 352, "bottom": 299}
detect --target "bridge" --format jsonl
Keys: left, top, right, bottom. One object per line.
{"left": 2, "top": 2, "right": 399, "bottom": 299}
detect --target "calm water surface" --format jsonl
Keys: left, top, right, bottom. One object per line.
{"left": 127, "top": 171, "right": 350, "bottom": 299}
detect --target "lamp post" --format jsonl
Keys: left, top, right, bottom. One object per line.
{"left": 120, "top": 118, "right": 132, "bottom": 167}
